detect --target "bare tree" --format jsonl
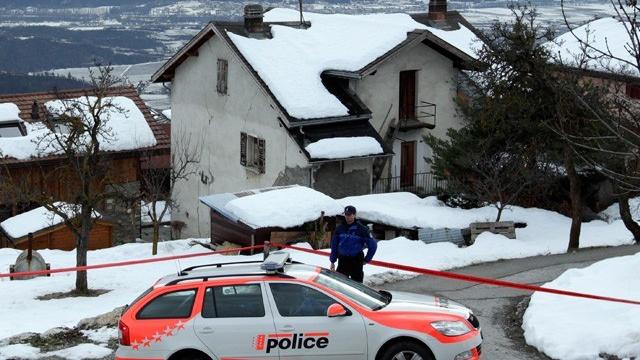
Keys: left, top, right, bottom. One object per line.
{"left": 140, "top": 131, "right": 201, "bottom": 255}
{"left": 554, "top": 0, "right": 640, "bottom": 243}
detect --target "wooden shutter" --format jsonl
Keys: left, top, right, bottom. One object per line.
{"left": 257, "top": 138, "right": 266, "bottom": 174}
{"left": 217, "top": 59, "right": 228, "bottom": 94}
{"left": 240, "top": 132, "right": 247, "bottom": 166}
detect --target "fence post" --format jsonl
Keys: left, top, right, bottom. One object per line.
{"left": 263, "top": 241, "right": 271, "bottom": 260}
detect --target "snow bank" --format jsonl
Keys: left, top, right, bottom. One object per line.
{"left": 0, "top": 343, "right": 112, "bottom": 360}
{"left": 523, "top": 253, "right": 640, "bottom": 360}
{"left": 229, "top": 8, "right": 427, "bottom": 119}
{"left": 599, "top": 197, "right": 640, "bottom": 223}
{"left": 305, "top": 136, "right": 383, "bottom": 159}
{"left": 0, "top": 103, "right": 20, "bottom": 122}
{"left": 547, "top": 17, "right": 640, "bottom": 76}
{"left": 0, "top": 96, "right": 156, "bottom": 160}
{"left": 223, "top": 185, "right": 342, "bottom": 228}
{"left": 0, "top": 202, "right": 101, "bottom": 239}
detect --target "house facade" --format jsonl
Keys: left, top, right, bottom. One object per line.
{"left": 152, "top": 1, "right": 481, "bottom": 238}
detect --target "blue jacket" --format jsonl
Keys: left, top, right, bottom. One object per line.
{"left": 330, "top": 221, "right": 377, "bottom": 263}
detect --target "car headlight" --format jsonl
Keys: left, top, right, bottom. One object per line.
{"left": 430, "top": 321, "right": 470, "bottom": 336}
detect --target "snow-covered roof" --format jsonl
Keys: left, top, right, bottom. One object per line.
{"left": 305, "top": 136, "right": 383, "bottom": 160}
{"left": 227, "top": 8, "right": 480, "bottom": 120}
{"left": 0, "top": 202, "right": 101, "bottom": 239}
{"left": 0, "top": 96, "right": 157, "bottom": 160}
{"left": 200, "top": 185, "right": 342, "bottom": 229}
{"left": 0, "top": 103, "right": 20, "bottom": 122}
{"left": 547, "top": 17, "right": 639, "bottom": 76}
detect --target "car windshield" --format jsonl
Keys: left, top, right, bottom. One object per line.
{"left": 314, "top": 269, "right": 389, "bottom": 310}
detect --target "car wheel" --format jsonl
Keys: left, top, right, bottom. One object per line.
{"left": 381, "top": 341, "right": 434, "bottom": 360}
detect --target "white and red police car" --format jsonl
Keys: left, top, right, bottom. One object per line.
{"left": 116, "top": 251, "right": 482, "bottom": 360}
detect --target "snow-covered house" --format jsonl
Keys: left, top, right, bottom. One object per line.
{"left": 0, "top": 203, "right": 114, "bottom": 251}
{"left": 547, "top": 17, "right": 640, "bottom": 99}
{"left": 152, "top": 1, "right": 482, "bottom": 238}
{"left": 199, "top": 185, "right": 341, "bottom": 248}
{"left": 0, "top": 87, "right": 170, "bottom": 246}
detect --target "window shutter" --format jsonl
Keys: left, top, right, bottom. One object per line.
{"left": 257, "top": 138, "right": 266, "bottom": 174}
{"left": 217, "top": 59, "right": 228, "bottom": 95}
{"left": 240, "top": 132, "right": 247, "bottom": 166}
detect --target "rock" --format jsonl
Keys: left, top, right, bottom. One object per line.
{"left": 42, "top": 327, "right": 70, "bottom": 337}
{"left": 1, "top": 332, "right": 38, "bottom": 345}
{"left": 77, "top": 306, "right": 125, "bottom": 330}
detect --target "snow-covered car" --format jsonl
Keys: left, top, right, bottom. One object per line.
{"left": 116, "top": 251, "right": 482, "bottom": 360}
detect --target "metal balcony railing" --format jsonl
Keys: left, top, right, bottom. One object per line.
{"left": 398, "top": 101, "right": 437, "bottom": 130}
{"left": 372, "top": 172, "right": 447, "bottom": 195}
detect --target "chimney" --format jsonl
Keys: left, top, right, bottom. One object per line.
{"left": 31, "top": 100, "right": 40, "bottom": 120}
{"left": 428, "top": 0, "right": 447, "bottom": 21}
{"left": 244, "top": 4, "right": 264, "bottom": 33}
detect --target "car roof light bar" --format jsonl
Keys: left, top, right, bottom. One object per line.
{"left": 261, "top": 251, "right": 290, "bottom": 273}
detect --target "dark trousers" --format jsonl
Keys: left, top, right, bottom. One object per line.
{"left": 337, "top": 252, "right": 364, "bottom": 283}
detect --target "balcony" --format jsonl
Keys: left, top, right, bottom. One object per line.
{"left": 372, "top": 172, "right": 447, "bottom": 196}
{"left": 394, "top": 101, "right": 437, "bottom": 131}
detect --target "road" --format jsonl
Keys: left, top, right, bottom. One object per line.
{"left": 382, "top": 244, "right": 640, "bottom": 360}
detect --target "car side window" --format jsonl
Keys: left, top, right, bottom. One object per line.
{"left": 269, "top": 283, "right": 337, "bottom": 317}
{"left": 137, "top": 289, "right": 197, "bottom": 320}
{"left": 202, "top": 284, "right": 265, "bottom": 318}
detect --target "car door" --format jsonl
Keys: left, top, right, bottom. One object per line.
{"left": 266, "top": 281, "right": 368, "bottom": 360}
{"left": 193, "top": 282, "right": 279, "bottom": 360}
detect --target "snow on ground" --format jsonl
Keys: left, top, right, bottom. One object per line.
{"left": 223, "top": 185, "right": 343, "bottom": 229}
{"left": 546, "top": 17, "right": 640, "bottom": 76}
{"left": 523, "top": 253, "right": 640, "bottom": 360}
{"left": 140, "top": 200, "right": 171, "bottom": 224}
{"left": 0, "top": 343, "right": 112, "bottom": 360}
{"left": 305, "top": 136, "right": 383, "bottom": 159}
{"left": 0, "top": 96, "right": 157, "bottom": 160}
{"left": 600, "top": 197, "right": 640, "bottom": 223}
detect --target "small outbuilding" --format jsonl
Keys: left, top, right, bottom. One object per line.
{"left": 0, "top": 203, "right": 114, "bottom": 251}
{"left": 199, "top": 185, "right": 342, "bottom": 250}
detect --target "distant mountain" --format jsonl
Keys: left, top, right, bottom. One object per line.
{"left": 0, "top": 73, "right": 89, "bottom": 94}
{"left": 0, "top": 0, "right": 172, "bottom": 8}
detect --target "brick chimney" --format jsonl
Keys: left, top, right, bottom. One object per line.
{"left": 428, "top": 0, "right": 447, "bottom": 21}
{"left": 244, "top": 4, "right": 264, "bottom": 33}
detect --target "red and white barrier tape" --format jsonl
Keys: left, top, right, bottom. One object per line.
{"left": 0, "top": 245, "right": 264, "bottom": 279}
{"left": 279, "top": 243, "right": 640, "bottom": 306}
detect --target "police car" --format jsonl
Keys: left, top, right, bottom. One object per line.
{"left": 116, "top": 251, "right": 482, "bottom": 360}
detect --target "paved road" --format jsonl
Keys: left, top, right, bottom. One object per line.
{"left": 382, "top": 244, "right": 640, "bottom": 360}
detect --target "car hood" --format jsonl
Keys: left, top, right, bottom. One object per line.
{"left": 378, "top": 291, "right": 471, "bottom": 318}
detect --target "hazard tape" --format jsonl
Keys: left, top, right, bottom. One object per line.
{"left": 279, "top": 243, "right": 640, "bottom": 306}
{"left": 0, "top": 245, "right": 264, "bottom": 279}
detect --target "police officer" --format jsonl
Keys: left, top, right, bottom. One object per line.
{"left": 329, "top": 205, "right": 377, "bottom": 283}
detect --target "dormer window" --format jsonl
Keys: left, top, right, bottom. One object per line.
{"left": 0, "top": 120, "right": 26, "bottom": 138}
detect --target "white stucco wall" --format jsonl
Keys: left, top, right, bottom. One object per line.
{"left": 354, "top": 42, "right": 465, "bottom": 177}
{"left": 170, "top": 33, "right": 308, "bottom": 238}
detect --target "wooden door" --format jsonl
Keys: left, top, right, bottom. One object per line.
{"left": 399, "top": 70, "right": 416, "bottom": 121}
{"left": 401, "top": 141, "right": 416, "bottom": 187}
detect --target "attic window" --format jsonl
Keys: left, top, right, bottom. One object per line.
{"left": 217, "top": 59, "right": 228, "bottom": 95}
{"left": 0, "top": 121, "right": 26, "bottom": 138}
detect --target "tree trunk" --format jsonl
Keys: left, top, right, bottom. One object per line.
{"left": 152, "top": 222, "right": 160, "bottom": 255}
{"left": 618, "top": 193, "right": 640, "bottom": 243}
{"left": 564, "top": 145, "right": 582, "bottom": 251}
{"left": 495, "top": 206, "right": 504, "bottom": 222}
{"left": 75, "top": 208, "right": 93, "bottom": 293}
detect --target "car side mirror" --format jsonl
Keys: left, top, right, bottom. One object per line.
{"left": 327, "top": 303, "right": 349, "bottom": 317}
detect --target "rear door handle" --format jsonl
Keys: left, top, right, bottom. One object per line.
{"left": 279, "top": 325, "right": 295, "bottom": 332}
{"left": 199, "top": 326, "right": 215, "bottom": 334}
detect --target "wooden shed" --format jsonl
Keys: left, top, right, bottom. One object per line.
{"left": 0, "top": 204, "right": 114, "bottom": 251}
{"left": 199, "top": 186, "right": 339, "bottom": 250}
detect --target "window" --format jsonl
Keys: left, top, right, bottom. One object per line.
{"left": 202, "top": 284, "right": 265, "bottom": 318}
{"left": 217, "top": 59, "right": 228, "bottom": 95}
{"left": 269, "top": 283, "right": 337, "bottom": 317}
{"left": 137, "top": 289, "right": 196, "bottom": 319}
{"left": 626, "top": 83, "right": 640, "bottom": 100}
{"left": 240, "top": 132, "right": 266, "bottom": 173}
{"left": 0, "top": 121, "right": 26, "bottom": 138}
